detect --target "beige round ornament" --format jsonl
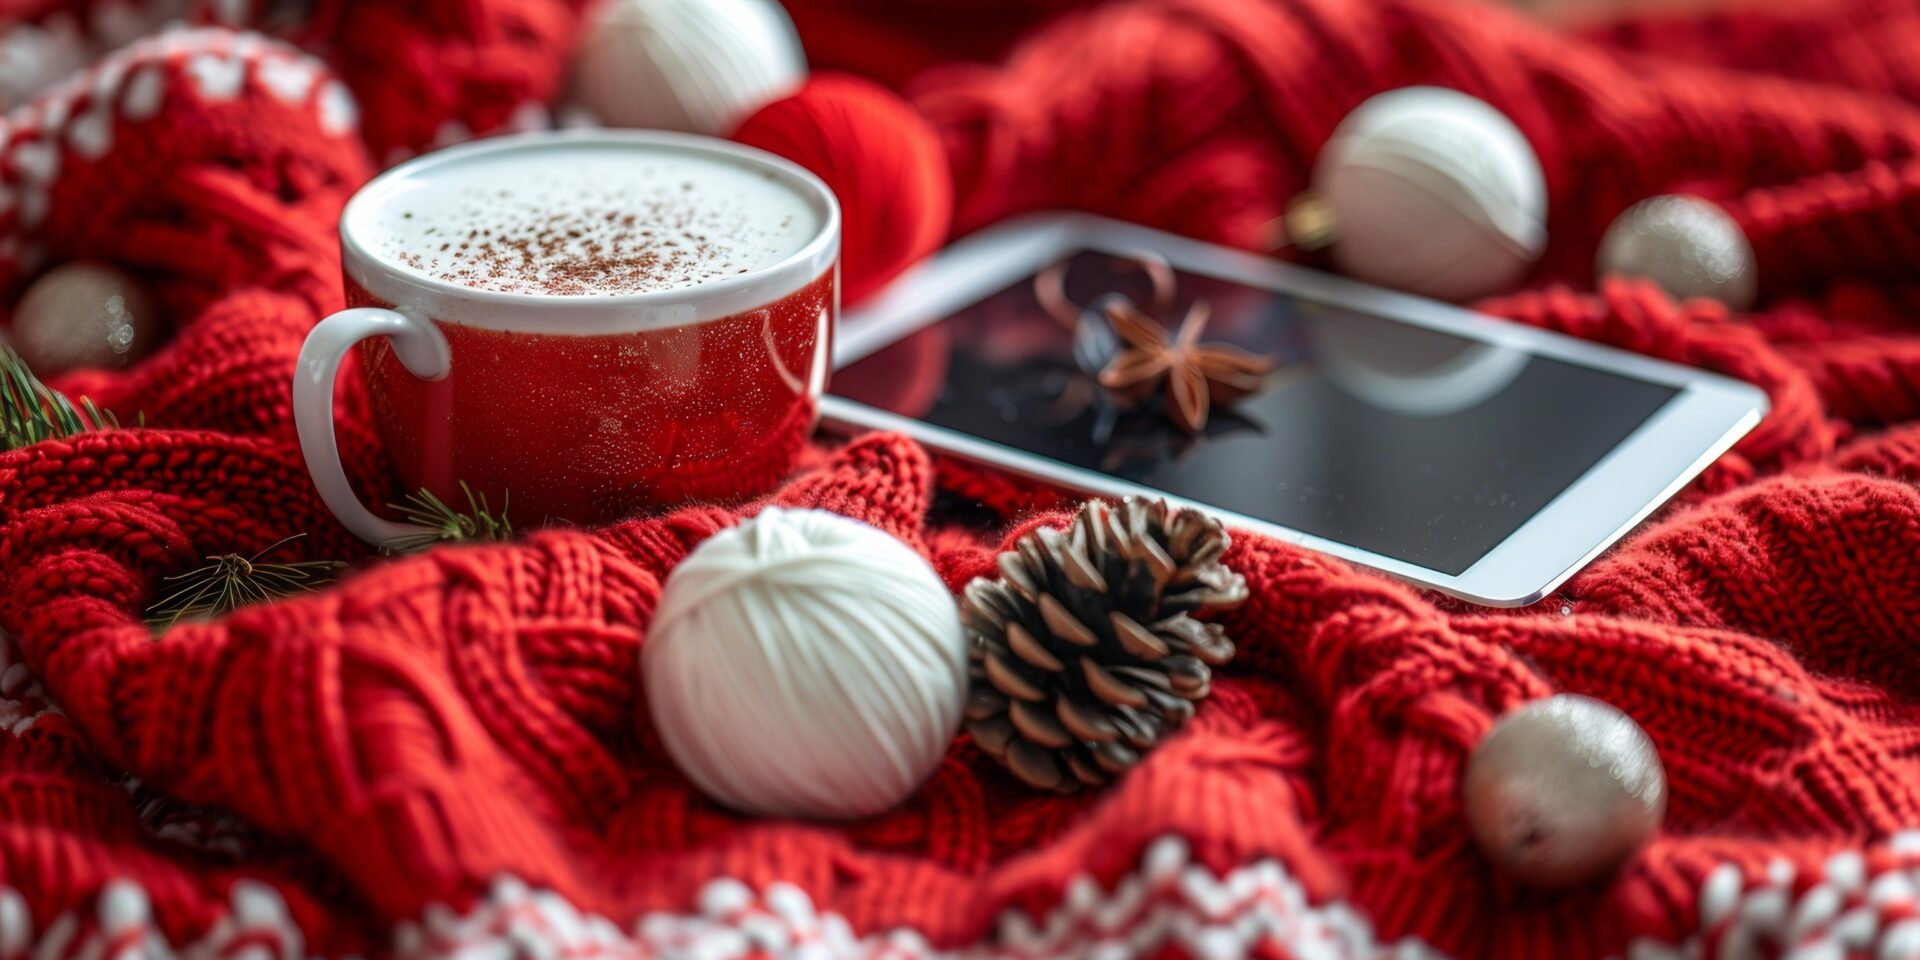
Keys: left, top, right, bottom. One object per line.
{"left": 1315, "top": 87, "right": 1547, "bottom": 303}
{"left": 570, "top": 0, "right": 807, "bottom": 136}
{"left": 1463, "top": 694, "right": 1666, "bottom": 889}
{"left": 1597, "top": 195, "right": 1757, "bottom": 310}
{"left": 11, "top": 262, "right": 159, "bottom": 375}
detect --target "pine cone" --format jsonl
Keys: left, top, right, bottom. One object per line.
{"left": 962, "top": 498, "right": 1248, "bottom": 792}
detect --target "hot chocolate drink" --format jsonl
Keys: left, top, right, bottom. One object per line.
{"left": 315, "top": 132, "right": 839, "bottom": 533}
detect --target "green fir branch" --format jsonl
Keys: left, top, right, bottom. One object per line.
{"left": 382, "top": 482, "right": 513, "bottom": 554}
{"left": 0, "top": 344, "right": 121, "bottom": 450}
{"left": 146, "top": 534, "right": 344, "bottom": 630}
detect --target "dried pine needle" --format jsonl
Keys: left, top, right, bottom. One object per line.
{"left": 146, "top": 535, "right": 343, "bottom": 630}
{"left": 382, "top": 483, "right": 513, "bottom": 554}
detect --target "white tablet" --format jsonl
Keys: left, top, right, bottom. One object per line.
{"left": 822, "top": 214, "right": 1767, "bottom": 607}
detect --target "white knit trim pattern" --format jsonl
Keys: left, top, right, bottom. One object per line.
{"left": 390, "top": 837, "right": 1438, "bottom": 960}
{"left": 0, "top": 877, "right": 305, "bottom": 960}
{"left": 1628, "top": 835, "right": 1920, "bottom": 960}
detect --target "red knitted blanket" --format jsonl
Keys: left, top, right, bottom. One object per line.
{"left": 4, "top": 1, "right": 1920, "bottom": 958}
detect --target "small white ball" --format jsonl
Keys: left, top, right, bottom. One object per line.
{"left": 1598, "top": 195, "right": 1757, "bottom": 310}
{"left": 643, "top": 507, "right": 967, "bottom": 819}
{"left": 12, "top": 261, "right": 160, "bottom": 375}
{"left": 1463, "top": 694, "right": 1667, "bottom": 888}
{"left": 570, "top": 0, "right": 807, "bottom": 136}
{"left": 1315, "top": 87, "right": 1547, "bottom": 302}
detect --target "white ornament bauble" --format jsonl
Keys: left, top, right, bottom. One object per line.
{"left": 570, "top": 0, "right": 807, "bottom": 136}
{"left": 1597, "top": 195, "right": 1757, "bottom": 310}
{"left": 643, "top": 507, "right": 967, "bottom": 820}
{"left": 1314, "top": 86, "right": 1547, "bottom": 302}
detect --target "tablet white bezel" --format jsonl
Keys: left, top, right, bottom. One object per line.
{"left": 822, "top": 213, "right": 1768, "bottom": 607}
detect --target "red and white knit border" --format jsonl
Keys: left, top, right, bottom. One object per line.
{"left": 8, "top": 835, "right": 1920, "bottom": 960}
{"left": 396, "top": 838, "right": 1433, "bottom": 960}
{"left": 1633, "top": 841, "right": 1920, "bottom": 960}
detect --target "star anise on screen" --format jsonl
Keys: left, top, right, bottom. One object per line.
{"left": 1096, "top": 298, "right": 1275, "bottom": 433}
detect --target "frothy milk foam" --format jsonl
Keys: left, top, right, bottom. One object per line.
{"left": 361, "top": 142, "right": 822, "bottom": 296}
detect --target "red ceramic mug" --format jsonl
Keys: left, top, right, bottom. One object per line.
{"left": 294, "top": 131, "right": 840, "bottom": 545}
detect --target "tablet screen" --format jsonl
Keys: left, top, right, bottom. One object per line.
{"left": 830, "top": 250, "right": 1678, "bottom": 575}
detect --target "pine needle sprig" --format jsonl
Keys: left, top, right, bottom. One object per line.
{"left": 382, "top": 483, "right": 513, "bottom": 554}
{"left": 0, "top": 343, "right": 120, "bottom": 450}
{"left": 146, "top": 535, "right": 344, "bottom": 630}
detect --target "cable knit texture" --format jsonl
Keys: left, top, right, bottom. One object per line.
{"left": 4, "top": 1, "right": 1920, "bottom": 958}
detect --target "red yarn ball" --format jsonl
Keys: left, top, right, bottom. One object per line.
{"left": 733, "top": 73, "right": 954, "bottom": 306}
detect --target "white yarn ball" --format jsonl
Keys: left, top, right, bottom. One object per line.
{"left": 1315, "top": 87, "right": 1548, "bottom": 302}
{"left": 1597, "top": 195, "right": 1757, "bottom": 310}
{"left": 570, "top": 0, "right": 807, "bottom": 136}
{"left": 643, "top": 508, "right": 967, "bottom": 820}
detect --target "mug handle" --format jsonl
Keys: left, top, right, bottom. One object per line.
{"left": 293, "top": 306, "right": 451, "bottom": 546}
